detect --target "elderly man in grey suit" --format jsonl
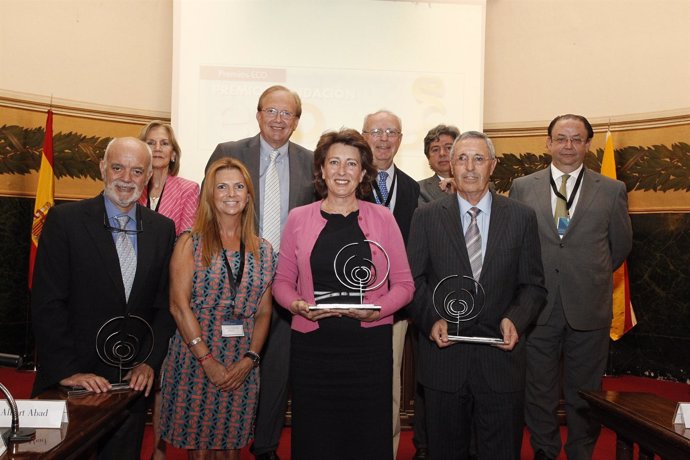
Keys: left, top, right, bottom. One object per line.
{"left": 206, "top": 85, "right": 315, "bottom": 460}
{"left": 408, "top": 131, "right": 546, "bottom": 459}
{"left": 509, "top": 114, "right": 632, "bottom": 460}
{"left": 418, "top": 124, "right": 460, "bottom": 205}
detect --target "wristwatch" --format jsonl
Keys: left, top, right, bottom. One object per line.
{"left": 243, "top": 350, "right": 260, "bottom": 368}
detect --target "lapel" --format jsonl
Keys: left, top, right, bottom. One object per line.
{"left": 532, "top": 168, "right": 560, "bottom": 238}
{"left": 82, "top": 195, "right": 128, "bottom": 304}
{"left": 246, "top": 135, "right": 262, "bottom": 228}
{"left": 439, "top": 194, "right": 472, "bottom": 275}
{"left": 287, "top": 141, "right": 302, "bottom": 210}
{"left": 130, "top": 204, "right": 154, "bottom": 310}
{"left": 562, "top": 168, "right": 599, "bottom": 239}
{"left": 423, "top": 176, "right": 444, "bottom": 201}
{"left": 481, "top": 191, "right": 508, "bottom": 277}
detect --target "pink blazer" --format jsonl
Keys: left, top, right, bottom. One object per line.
{"left": 273, "top": 200, "right": 414, "bottom": 333}
{"left": 139, "top": 175, "right": 199, "bottom": 236}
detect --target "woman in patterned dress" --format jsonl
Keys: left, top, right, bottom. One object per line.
{"left": 160, "top": 157, "right": 275, "bottom": 460}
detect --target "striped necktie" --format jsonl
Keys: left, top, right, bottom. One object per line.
{"left": 263, "top": 150, "right": 281, "bottom": 252}
{"left": 115, "top": 215, "right": 136, "bottom": 301}
{"left": 465, "top": 207, "right": 482, "bottom": 280}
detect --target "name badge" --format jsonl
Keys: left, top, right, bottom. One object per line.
{"left": 222, "top": 320, "right": 244, "bottom": 337}
{"left": 557, "top": 216, "right": 570, "bottom": 236}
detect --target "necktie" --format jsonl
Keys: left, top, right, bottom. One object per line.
{"left": 554, "top": 174, "right": 570, "bottom": 226}
{"left": 263, "top": 150, "right": 281, "bottom": 252}
{"left": 465, "top": 207, "right": 482, "bottom": 281}
{"left": 377, "top": 171, "right": 389, "bottom": 205}
{"left": 115, "top": 215, "right": 136, "bottom": 301}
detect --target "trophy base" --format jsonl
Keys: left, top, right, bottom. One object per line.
{"left": 447, "top": 335, "right": 504, "bottom": 344}
{"left": 64, "top": 381, "right": 132, "bottom": 397}
{"left": 309, "top": 304, "right": 381, "bottom": 310}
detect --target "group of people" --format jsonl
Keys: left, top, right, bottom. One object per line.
{"left": 30, "top": 84, "right": 632, "bottom": 460}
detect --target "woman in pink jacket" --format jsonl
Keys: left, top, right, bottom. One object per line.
{"left": 138, "top": 121, "right": 199, "bottom": 236}
{"left": 273, "top": 128, "right": 414, "bottom": 460}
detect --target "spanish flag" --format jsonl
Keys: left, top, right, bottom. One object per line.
{"left": 601, "top": 130, "right": 637, "bottom": 340}
{"left": 28, "top": 109, "right": 55, "bottom": 289}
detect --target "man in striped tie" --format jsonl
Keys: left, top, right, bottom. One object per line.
{"left": 407, "top": 131, "right": 546, "bottom": 460}
{"left": 31, "top": 137, "right": 176, "bottom": 459}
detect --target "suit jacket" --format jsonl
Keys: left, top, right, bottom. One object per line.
{"left": 418, "top": 174, "right": 446, "bottom": 204}
{"left": 206, "top": 134, "right": 316, "bottom": 231}
{"left": 509, "top": 167, "right": 632, "bottom": 330}
{"left": 366, "top": 165, "right": 420, "bottom": 244}
{"left": 31, "top": 195, "right": 176, "bottom": 395}
{"left": 406, "top": 192, "right": 546, "bottom": 393}
{"left": 139, "top": 174, "right": 199, "bottom": 236}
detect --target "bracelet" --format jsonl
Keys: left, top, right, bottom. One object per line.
{"left": 187, "top": 336, "right": 203, "bottom": 348}
{"left": 197, "top": 352, "right": 213, "bottom": 364}
{"left": 243, "top": 350, "right": 260, "bottom": 368}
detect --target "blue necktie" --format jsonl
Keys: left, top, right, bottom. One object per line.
{"left": 377, "top": 171, "right": 389, "bottom": 205}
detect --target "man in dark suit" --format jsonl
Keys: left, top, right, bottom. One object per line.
{"left": 407, "top": 131, "right": 546, "bottom": 460}
{"left": 206, "top": 85, "right": 314, "bottom": 460}
{"left": 362, "top": 109, "right": 420, "bottom": 455}
{"left": 418, "top": 124, "right": 460, "bottom": 205}
{"left": 510, "top": 114, "right": 632, "bottom": 460}
{"left": 31, "top": 137, "right": 176, "bottom": 459}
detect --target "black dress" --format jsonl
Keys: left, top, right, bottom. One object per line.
{"left": 290, "top": 211, "right": 393, "bottom": 460}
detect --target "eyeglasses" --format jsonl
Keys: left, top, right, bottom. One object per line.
{"left": 103, "top": 214, "right": 144, "bottom": 235}
{"left": 261, "top": 107, "right": 295, "bottom": 120}
{"left": 363, "top": 128, "right": 402, "bottom": 139}
{"left": 552, "top": 136, "right": 585, "bottom": 146}
{"left": 454, "top": 154, "right": 493, "bottom": 165}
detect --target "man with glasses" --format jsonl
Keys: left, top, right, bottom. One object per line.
{"left": 31, "top": 137, "right": 176, "bottom": 459}
{"left": 407, "top": 131, "right": 546, "bottom": 459}
{"left": 207, "top": 85, "right": 314, "bottom": 460}
{"left": 419, "top": 124, "right": 460, "bottom": 204}
{"left": 362, "top": 110, "right": 420, "bottom": 457}
{"left": 510, "top": 114, "right": 632, "bottom": 460}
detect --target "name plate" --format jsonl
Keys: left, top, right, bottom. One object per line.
{"left": 0, "top": 400, "right": 68, "bottom": 428}
{"left": 673, "top": 402, "right": 690, "bottom": 428}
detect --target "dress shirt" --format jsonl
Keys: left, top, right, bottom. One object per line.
{"left": 104, "top": 195, "right": 138, "bottom": 254}
{"left": 456, "top": 191, "right": 492, "bottom": 263}
{"left": 549, "top": 164, "right": 583, "bottom": 218}
{"left": 259, "top": 136, "right": 290, "bottom": 236}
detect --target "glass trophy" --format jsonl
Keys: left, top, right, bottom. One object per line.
{"left": 66, "top": 315, "right": 154, "bottom": 396}
{"left": 309, "top": 240, "right": 389, "bottom": 310}
{"left": 433, "top": 275, "right": 504, "bottom": 344}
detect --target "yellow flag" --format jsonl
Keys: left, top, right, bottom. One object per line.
{"left": 602, "top": 131, "right": 637, "bottom": 340}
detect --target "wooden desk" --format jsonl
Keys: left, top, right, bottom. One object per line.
{"left": 581, "top": 390, "right": 690, "bottom": 460}
{"left": 1, "top": 389, "right": 140, "bottom": 459}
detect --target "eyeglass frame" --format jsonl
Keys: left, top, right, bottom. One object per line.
{"left": 452, "top": 153, "right": 495, "bottom": 166}
{"left": 362, "top": 128, "right": 402, "bottom": 139}
{"left": 260, "top": 107, "right": 296, "bottom": 120}
{"left": 103, "top": 212, "right": 144, "bottom": 235}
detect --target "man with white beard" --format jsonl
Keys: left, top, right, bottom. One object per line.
{"left": 31, "top": 137, "right": 176, "bottom": 460}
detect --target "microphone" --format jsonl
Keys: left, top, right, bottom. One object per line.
{"left": 0, "top": 382, "right": 36, "bottom": 444}
{"left": 0, "top": 353, "right": 22, "bottom": 369}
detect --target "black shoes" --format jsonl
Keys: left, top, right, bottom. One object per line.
{"left": 413, "top": 447, "right": 428, "bottom": 459}
{"left": 254, "top": 452, "right": 280, "bottom": 460}
{"left": 534, "top": 449, "right": 555, "bottom": 460}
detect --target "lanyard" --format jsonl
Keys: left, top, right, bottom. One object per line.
{"left": 549, "top": 167, "right": 584, "bottom": 212}
{"left": 222, "top": 240, "right": 245, "bottom": 301}
{"left": 372, "top": 170, "right": 397, "bottom": 208}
